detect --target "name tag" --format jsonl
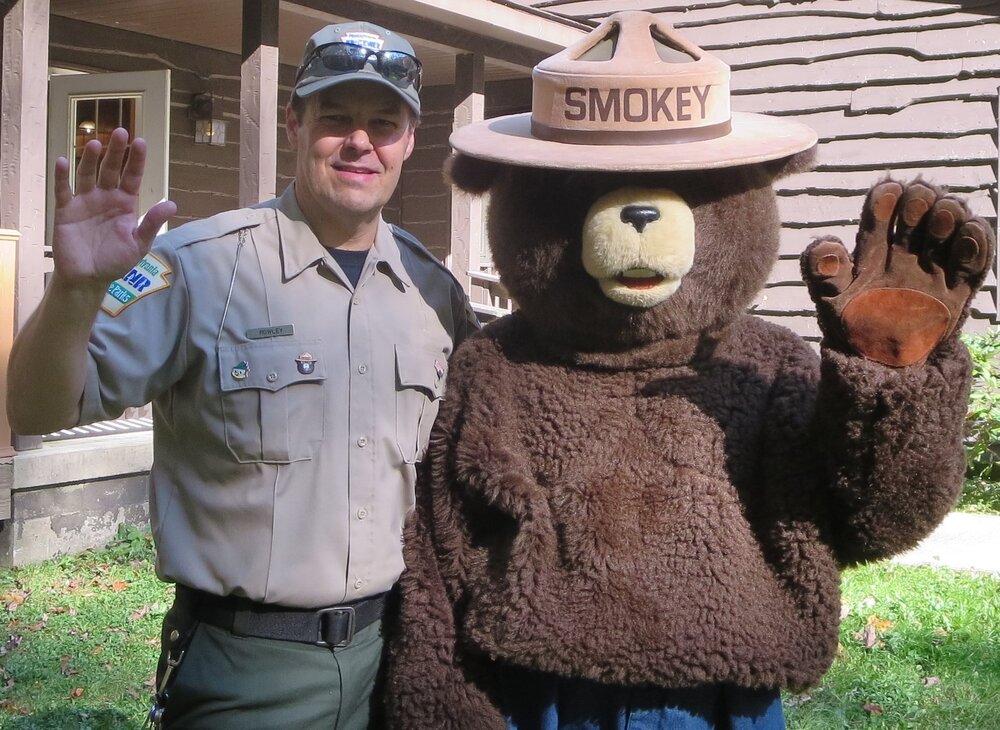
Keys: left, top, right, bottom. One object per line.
{"left": 246, "top": 324, "right": 295, "bottom": 339}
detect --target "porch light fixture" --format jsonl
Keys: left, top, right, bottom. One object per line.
{"left": 190, "top": 92, "right": 227, "bottom": 147}
{"left": 78, "top": 120, "right": 97, "bottom": 135}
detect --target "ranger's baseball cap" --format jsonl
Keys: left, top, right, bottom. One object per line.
{"left": 293, "top": 21, "right": 422, "bottom": 116}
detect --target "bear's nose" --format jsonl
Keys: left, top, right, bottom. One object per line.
{"left": 620, "top": 205, "right": 661, "bottom": 233}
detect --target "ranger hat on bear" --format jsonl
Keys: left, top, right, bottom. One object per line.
{"left": 451, "top": 11, "right": 816, "bottom": 171}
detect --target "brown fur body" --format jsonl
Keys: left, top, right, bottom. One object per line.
{"left": 382, "top": 157, "right": 973, "bottom": 728}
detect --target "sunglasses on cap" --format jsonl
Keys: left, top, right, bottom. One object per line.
{"left": 296, "top": 42, "right": 423, "bottom": 92}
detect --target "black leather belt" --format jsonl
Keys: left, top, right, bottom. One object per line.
{"left": 175, "top": 585, "right": 386, "bottom": 648}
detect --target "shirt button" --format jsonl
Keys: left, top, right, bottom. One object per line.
{"left": 266, "top": 372, "right": 278, "bottom": 383}
{"left": 353, "top": 579, "right": 364, "bottom": 590}
{"left": 358, "top": 363, "right": 368, "bottom": 374}
{"left": 357, "top": 508, "right": 368, "bottom": 520}
{"left": 357, "top": 436, "right": 368, "bottom": 448}
{"left": 352, "top": 297, "right": 361, "bottom": 306}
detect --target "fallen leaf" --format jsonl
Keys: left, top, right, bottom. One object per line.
{"left": 59, "top": 655, "right": 80, "bottom": 677}
{"left": 144, "top": 674, "right": 157, "bottom": 688}
{"left": 2, "top": 635, "right": 23, "bottom": 655}
{"left": 0, "top": 699, "right": 30, "bottom": 715}
{"left": 855, "top": 624, "right": 883, "bottom": 649}
{"left": 854, "top": 614, "right": 893, "bottom": 649}
{"left": 923, "top": 676, "right": 941, "bottom": 687}
{"left": 91, "top": 645, "right": 104, "bottom": 655}
{"left": 70, "top": 687, "right": 84, "bottom": 699}
{"left": 863, "top": 702, "right": 884, "bottom": 716}
{"left": 868, "top": 614, "right": 895, "bottom": 633}
{"left": 1, "top": 592, "right": 27, "bottom": 613}
{"left": 110, "top": 580, "right": 130, "bottom": 592}
{"left": 129, "top": 605, "right": 152, "bottom": 622}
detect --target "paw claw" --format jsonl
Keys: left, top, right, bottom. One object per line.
{"left": 817, "top": 254, "right": 842, "bottom": 277}
{"left": 870, "top": 182, "right": 902, "bottom": 223}
{"left": 928, "top": 199, "right": 964, "bottom": 240}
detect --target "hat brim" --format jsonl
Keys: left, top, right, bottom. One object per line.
{"left": 295, "top": 71, "right": 421, "bottom": 116}
{"left": 450, "top": 111, "right": 817, "bottom": 171}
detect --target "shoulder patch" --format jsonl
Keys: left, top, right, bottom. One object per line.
{"left": 101, "top": 252, "right": 172, "bottom": 317}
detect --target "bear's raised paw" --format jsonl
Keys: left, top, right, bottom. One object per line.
{"left": 801, "top": 179, "right": 995, "bottom": 366}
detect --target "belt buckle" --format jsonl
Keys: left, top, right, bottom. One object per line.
{"left": 316, "top": 606, "right": 355, "bottom": 648}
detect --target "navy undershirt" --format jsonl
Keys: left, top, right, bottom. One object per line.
{"left": 327, "top": 247, "right": 370, "bottom": 288}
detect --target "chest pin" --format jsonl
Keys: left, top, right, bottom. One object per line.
{"left": 231, "top": 361, "right": 250, "bottom": 380}
{"left": 434, "top": 359, "right": 445, "bottom": 379}
{"left": 296, "top": 352, "right": 317, "bottom": 375}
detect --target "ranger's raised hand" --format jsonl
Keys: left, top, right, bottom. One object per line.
{"left": 51, "top": 127, "right": 176, "bottom": 294}
{"left": 801, "top": 179, "right": 995, "bottom": 366}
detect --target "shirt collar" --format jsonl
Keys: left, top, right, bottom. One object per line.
{"left": 275, "top": 184, "right": 413, "bottom": 289}
{"left": 275, "top": 185, "right": 326, "bottom": 280}
{"left": 372, "top": 218, "right": 414, "bottom": 290}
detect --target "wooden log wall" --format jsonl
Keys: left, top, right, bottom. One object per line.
{"left": 40, "top": 17, "right": 471, "bottom": 261}
{"left": 400, "top": 79, "right": 532, "bottom": 260}
{"left": 515, "top": 0, "right": 1000, "bottom": 334}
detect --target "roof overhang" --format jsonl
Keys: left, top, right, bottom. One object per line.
{"left": 288, "top": 0, "right": 589, "bottom": 70}
{"left": 360, "top": 0, "right": 590, "bottom": 54}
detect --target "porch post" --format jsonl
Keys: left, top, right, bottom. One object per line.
{"left": 450, "top": 53, "right": 485, "bottom": 301}
{"left": 240, "top": 0, "right": 279, "bottom": 206}
{"left": 1, "top": 0, "right": 50, "bottom": 453}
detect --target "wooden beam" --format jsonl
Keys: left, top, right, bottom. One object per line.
{"left": 240, "top": 0, "right": 280, "bottom": 205}
{"left": 243, "top": 0, "right": 279, "bottom": 61}
{"left": 450, "top": 54, "right": 485, "bottom": 302}
{"left": 0, "top": 458, "right": 10, "bottom": 520}
{"left": 1, "top": 0, "right": 49, "bottom": 453}
{"left": 0, "top": 231, "right": 17, "bottom": 458}
{"left": 289, "top": 0, "right": 560, "bottom": 69}
{"left": 994, "top": 83, "right": 999, "bottom": 318}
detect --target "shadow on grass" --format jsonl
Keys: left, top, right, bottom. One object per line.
{"left": 2, "top": 707, "right": 142, "bottom": 730}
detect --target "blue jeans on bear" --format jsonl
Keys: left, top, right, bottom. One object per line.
{"left": 499, "top": 666, "right": 784, "bottom": 730}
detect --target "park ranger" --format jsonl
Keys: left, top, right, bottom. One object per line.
{"left": 7, "top": 20, "right": 476, "bottom": 730}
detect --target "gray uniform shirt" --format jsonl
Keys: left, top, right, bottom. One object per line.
{"left": 79, "top": 185, "right": 477, "bottom": 608}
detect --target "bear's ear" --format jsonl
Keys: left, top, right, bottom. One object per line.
{"left": 763, "top": 145, "right": 817, "bottom": 182}
{"left": 445, "top": 152, "right": 504, "bottom": 194}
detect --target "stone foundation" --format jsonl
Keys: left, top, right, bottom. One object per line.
{"left": 0, "top": 432, "right": 152, "bottom": 567}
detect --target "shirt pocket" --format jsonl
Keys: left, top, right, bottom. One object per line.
{"left": 395, "top": 343, "right": 447, "bottom": 465}
{"left": 217, "top": 341, "right": 326, "bottom": 464}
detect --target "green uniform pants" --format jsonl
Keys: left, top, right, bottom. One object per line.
{"left": 156, "top": 601, "right": 384, "bottom": 729}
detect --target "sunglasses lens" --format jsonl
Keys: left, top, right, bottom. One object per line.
{"left": 319, "top": 43, "right": 369, "bottom": 73}
{"left": 379, "top": 52, "right": 421, "bottom": 90}
{"left": 299, "top": 43, "right": 422, "bottom": 92}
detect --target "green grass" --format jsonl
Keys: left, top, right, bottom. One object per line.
{"left": 957, "top": 478, "right": 1000, "bottom": 515}
{"left": 1, "top": 530, "right": 998, "bottom": 728}
{"left": 784, "top": 563, "right": 1000, "bottom": 729}
{"left": 0, "top": 526, "right": 171, "bottom": 729}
